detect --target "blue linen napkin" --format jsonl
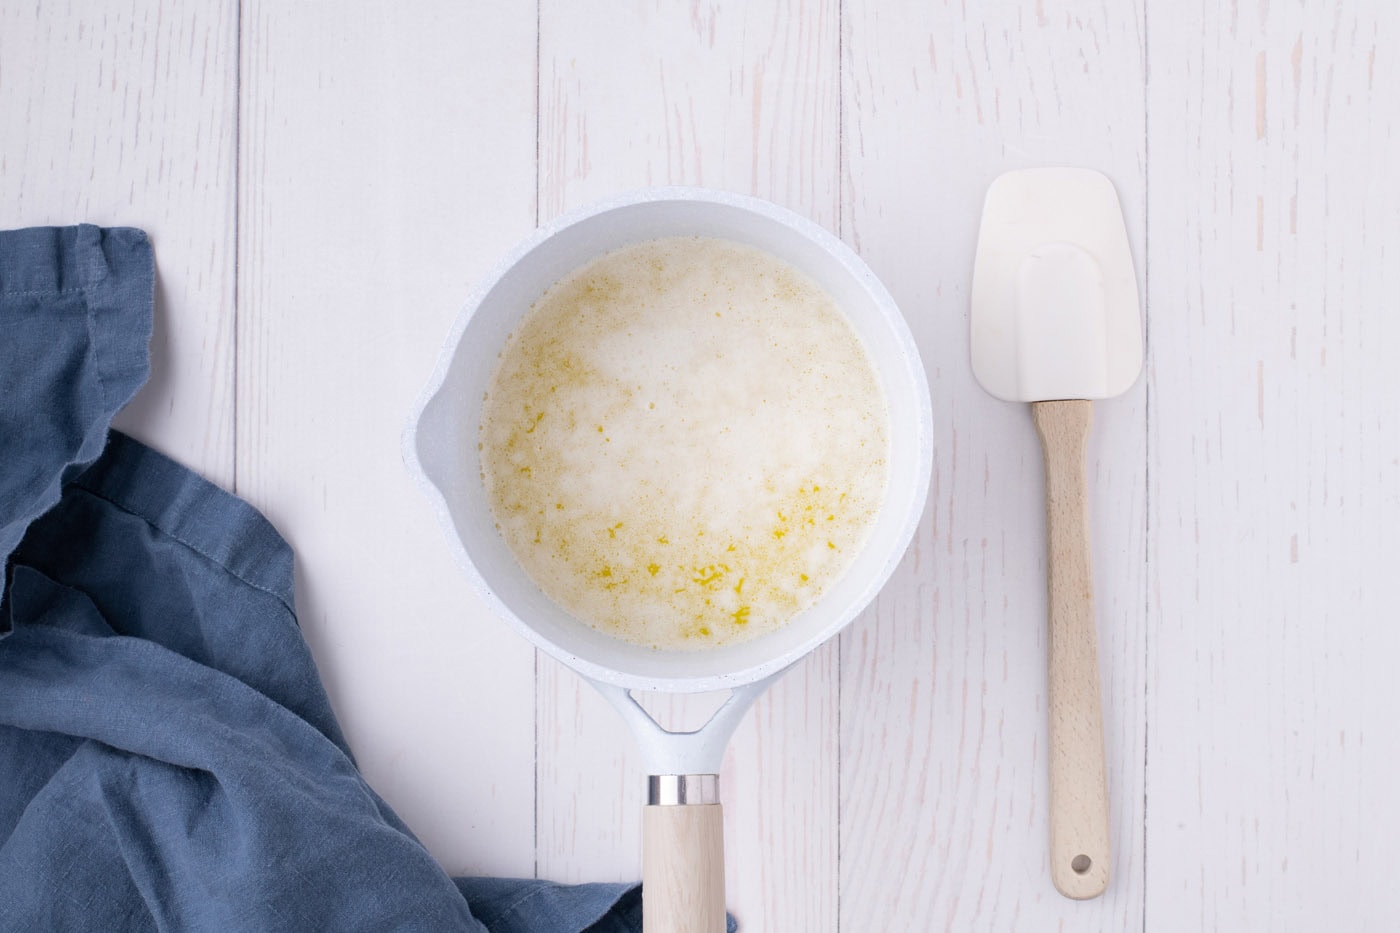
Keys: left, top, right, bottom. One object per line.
{"left": 0, "top": 225, "right": 664, "bottom": 932}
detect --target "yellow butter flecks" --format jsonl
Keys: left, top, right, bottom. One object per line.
{"left": 478, "top": 237, "right": 890, "bottom": 651}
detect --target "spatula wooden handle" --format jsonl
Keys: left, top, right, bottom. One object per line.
{"left": 643, "top": 803, "right": 726, "bottom": 932}
{"left": 1031, "top": 399, "right": 1111, "bottom": 899}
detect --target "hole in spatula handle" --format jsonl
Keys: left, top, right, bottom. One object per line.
{"left": 1071, "top": 854, "right": 1092, "bottom": 874}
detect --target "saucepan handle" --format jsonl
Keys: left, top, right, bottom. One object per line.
{"left": 643, "top": 775, "right": 726, "bottom": 933}
{"left": 593, "top": 675, "right": 782, "bottom": 933}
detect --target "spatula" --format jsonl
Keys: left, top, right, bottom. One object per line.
{"left": 970, "top": 167, "right": 1142, "bottom": 900}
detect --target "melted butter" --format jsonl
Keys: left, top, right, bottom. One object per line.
{"left": 480, "top": 236, "right": 889, "bottom": 650}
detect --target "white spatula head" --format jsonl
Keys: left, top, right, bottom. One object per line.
{"left": 971, "top": 168, "right": 1142, "bottom": 403}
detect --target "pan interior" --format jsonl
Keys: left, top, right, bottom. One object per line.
{"left": 412, "top": 191, "right": 930, "bottom": 691}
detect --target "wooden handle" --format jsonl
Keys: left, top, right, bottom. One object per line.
{"left": 643, "top": 803, "right": 726, "bottom": 932}
{"left": 1031, "top": 399, "right": 1111, "bottom": 899}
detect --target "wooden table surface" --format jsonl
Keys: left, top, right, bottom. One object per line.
{"left": 5, "top": 2, "right": 1397, "bottom": 929}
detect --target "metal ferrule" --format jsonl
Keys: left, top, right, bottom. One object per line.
{"left": 647, "top": 774, "right": 720, "bottom": 806}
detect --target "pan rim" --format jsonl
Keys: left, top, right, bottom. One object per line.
{"left": 404, "top": 186, "right": 933, "bottom": 693}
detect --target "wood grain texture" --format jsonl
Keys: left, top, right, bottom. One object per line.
{"left": 234, "top": 1, "right": 539, "bottom": 876}
{"left": 839, "top": 1, "right": 1148, "bottom": 928}
{"left": 11, "top": 2, "right": 1400, "bottom": 928}
{"left": 1033, "top": 399, "right": 1111, "bottom": 900}
{"left": 1145, "top": 2, "right": 1400, "bottom": 928}
{"left": 0, "top": 0, "right": 239, "bottom": 485}
{"left": 535, "top": 2, "right": 840, "bottom": 929}
{"left": 643, "top": 804, "right": 727, "bottom": 933}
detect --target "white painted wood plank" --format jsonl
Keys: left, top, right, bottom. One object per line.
{"left": 840, "top": 2, "right": 1148, "bottom": 928}
{"left": 235, "top": 1, "right": 539, "bottom": 876}
{"left": 1145, "top": 2, "right": 1400, "bottom": 928}
{"left": 0, "top": 0, "right": 239, "bottom": 486}
{"left": 535, "top": 2, "right": 841, "bottom": 928}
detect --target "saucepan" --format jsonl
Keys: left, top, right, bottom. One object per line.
{"left": 405, "top": 188, "right": 932, "bottom": 931}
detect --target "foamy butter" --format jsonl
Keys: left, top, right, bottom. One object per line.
{"left": 480, "top": 236, "right": 889, "bottom": 650}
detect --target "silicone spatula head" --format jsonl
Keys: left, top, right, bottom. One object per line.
{"left": 971, "top": 168, "right": 1143, "bottom": 402}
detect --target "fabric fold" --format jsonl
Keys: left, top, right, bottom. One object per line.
{"left": 1, "top": 225, "right": 651, "bottom": 932}
{"left": 0, "top": 224, "right": 153, "bottom": 597}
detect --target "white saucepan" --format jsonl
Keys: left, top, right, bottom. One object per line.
{"left": 405, "top": 188, "right": 932, "bottom": 932}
